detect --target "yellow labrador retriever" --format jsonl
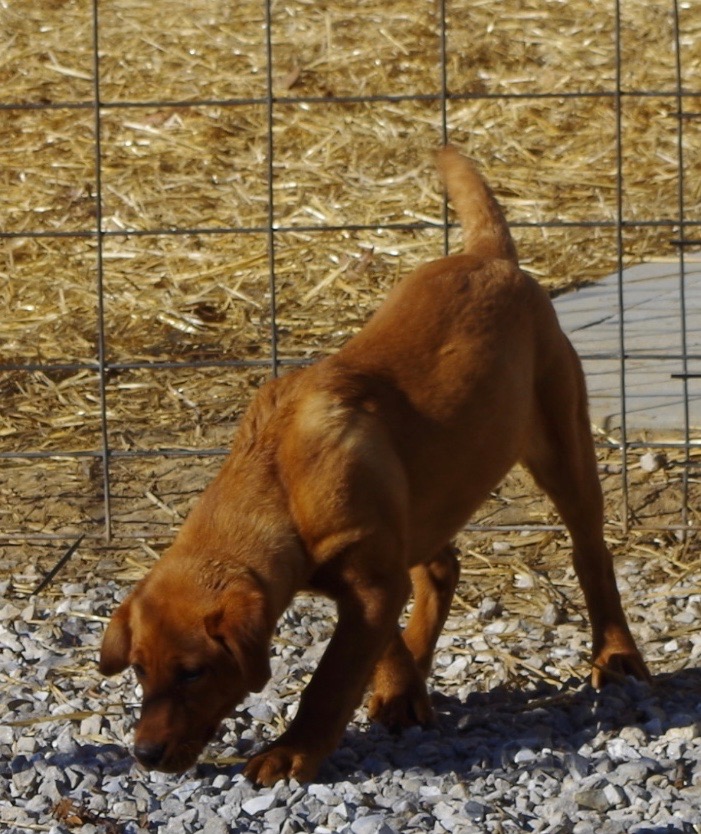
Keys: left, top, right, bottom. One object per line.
{"left": 99, "top": 146, "right": 649, "bottom": 786}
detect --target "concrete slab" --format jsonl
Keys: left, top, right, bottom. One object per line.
{"left": 552, "top": 260, "right": 701, "bottom": 432}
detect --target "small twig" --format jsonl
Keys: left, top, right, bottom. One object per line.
{"left": 145, "top": 490, "right": 182, "bottom": 520}
{"left": 3, "top": 707, "right": 123, "bottom": 728}
{"left": 31, "top": 534, "right": 85, "bottom": 597}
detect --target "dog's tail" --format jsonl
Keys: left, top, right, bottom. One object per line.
{"left": 436, "top": 145, "right": 518, "bottom": 263}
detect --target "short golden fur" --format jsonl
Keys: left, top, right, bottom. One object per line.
{"left": 100, "top": 147, "right": 649, "bottom": 786}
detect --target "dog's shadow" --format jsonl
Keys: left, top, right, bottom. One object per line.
{"left": 41, "top": 668, "right": 699, "bottom": 806}
{"left": 319, "top": 667, "right": 701, "bottom": 785}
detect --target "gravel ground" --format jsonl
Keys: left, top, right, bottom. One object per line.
{"left": 2, "top": 538, "right": 701, "bottom": 834}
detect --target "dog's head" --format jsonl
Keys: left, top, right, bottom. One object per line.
{"left": 99, "top": 565, "right": 272, "bottom": 773}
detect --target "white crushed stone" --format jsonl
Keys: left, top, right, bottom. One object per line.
{"left": 1, "top": 557, "right": 700, "bottom": 834}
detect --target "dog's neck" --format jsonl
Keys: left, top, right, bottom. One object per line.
{"left": 160, "top": 375, "right": 312, "bottom": 628}
{"left": 166, "top": 479, "right": 309, "bottom": 626}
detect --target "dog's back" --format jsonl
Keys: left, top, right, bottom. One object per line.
{"left": 334, "top": 149, "right": 545, "bottom": 399}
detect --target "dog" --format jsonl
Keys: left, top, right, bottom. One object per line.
{"left": 99, "top": 146, "right": 650, "bottom": 786}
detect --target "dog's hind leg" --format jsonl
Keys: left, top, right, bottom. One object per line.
{"left": 404, "top": 546, "right": 461, "bottom": 678}
{"left": 367, "top": 545, "right": 460, "bottom": 729}
{"left": 522, "top": 340, "right": 650, "bottom": 688}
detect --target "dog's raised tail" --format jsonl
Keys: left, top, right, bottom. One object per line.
{"left": 436, "top": 145, "right": 518, "bottom": 263}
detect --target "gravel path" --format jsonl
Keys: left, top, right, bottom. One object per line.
{"left": 2, "top": 541, "right": 701, "bottom": 834}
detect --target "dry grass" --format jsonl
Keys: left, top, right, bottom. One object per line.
{"left": 1, "top": 0, "right": 701, "bottom": 553}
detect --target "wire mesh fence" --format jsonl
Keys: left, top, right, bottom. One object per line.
{"left": 1, "top": 0, "right": 700, "bottom": 548}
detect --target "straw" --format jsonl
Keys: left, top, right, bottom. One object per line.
{"left": 1, "top": 0, "right": 700, "bottom": 555}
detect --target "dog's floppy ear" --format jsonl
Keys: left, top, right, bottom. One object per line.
{"left": 99, "top": 596, "right": 133, "bottom": 676}
{"left": 204, "top": 583, "right": 272, "bottom": 693}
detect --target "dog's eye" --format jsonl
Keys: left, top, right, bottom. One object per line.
{"left": 178, "top": 667, "right": 205, "bottom": 684}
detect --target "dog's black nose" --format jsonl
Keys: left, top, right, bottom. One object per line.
{"left": 134, "top": 741, "right": 166, "bottom": 769}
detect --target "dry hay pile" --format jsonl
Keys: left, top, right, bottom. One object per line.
{"left": 1, "top": 0, "right": 701, "bottom": 576}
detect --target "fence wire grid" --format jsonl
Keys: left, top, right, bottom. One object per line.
{"left": 1, "top": 0, "right": 701, "bottom": 549}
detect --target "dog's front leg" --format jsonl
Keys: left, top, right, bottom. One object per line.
{"left": 244, "top": 567, "right": 411, "bottom": 787}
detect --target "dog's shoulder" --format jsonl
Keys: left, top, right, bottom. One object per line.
{"left": 276, "top": 370, "right": 409, "bottom": 557}
{"left": 282, "top": 366, "right": 404, "bottom": 490}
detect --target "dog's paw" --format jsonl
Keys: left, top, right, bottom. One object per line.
{"left": 243, "top": 744, "right": 323, "bottom": 787}
{"left": 367, "top": 680, "right": 435, "bottom": 731}
{"left": 591, "top": 647, "right": 651, "bottom": 689}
